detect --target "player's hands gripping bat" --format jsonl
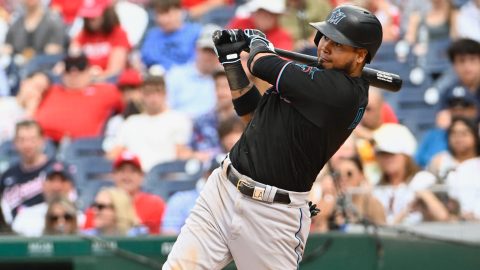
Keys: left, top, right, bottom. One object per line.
{"left": 212, "top": 29, "right": 248, "bottom": 65}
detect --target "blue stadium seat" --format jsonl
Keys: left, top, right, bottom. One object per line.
{"left": 58, "top": 136, "right": 105, "bottom": 162}
{"left": 146, "top": 178, "right": 198, "bottom": 202}
{"left": 144, "top": 159, "right": 203, "bottom": 201}
{"left": 71, "top": 157, "right": 114, "bottom": 190}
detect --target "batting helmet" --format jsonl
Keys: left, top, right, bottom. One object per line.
{"left": 310, "top": 5, "right": 383, "bottom": 63}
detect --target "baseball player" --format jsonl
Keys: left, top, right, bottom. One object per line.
{"left": 163, "top": 5, "right": 383, "bottom": 270}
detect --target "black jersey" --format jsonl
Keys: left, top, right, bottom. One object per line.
{"left": 0, "top": 158, "right": 56, "bottom": 219}
{"left": 230, "top": 56, "right": 369, "bottom": 192}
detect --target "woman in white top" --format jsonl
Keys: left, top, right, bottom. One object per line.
{"left": 372, "top": 124, "right": 448, "bottom": 225}
{"left": 428, "top": 116, "right": 480, "bottom": 181}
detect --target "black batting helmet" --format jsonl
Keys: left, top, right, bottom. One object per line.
{"left": 310, "top": 5, "right": 383, "bottom": 63}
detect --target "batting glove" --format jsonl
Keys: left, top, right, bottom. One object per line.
{"left": 212, "top": 29, "right": 248, "bottom": 65}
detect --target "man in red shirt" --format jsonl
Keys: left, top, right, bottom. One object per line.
{"left": 34, "top": 53, "right": 123, "bottom": 142}
{"left": 83, "top": 151, "right": 166, "bottom": 234}
{"left": 227, "top": 0, "right": 294, "bottom": 51}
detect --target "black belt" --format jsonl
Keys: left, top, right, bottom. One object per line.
{"left": 225, "top": 164, "right": 291, "bottom": 204}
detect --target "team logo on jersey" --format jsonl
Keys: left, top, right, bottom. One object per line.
{"left": 328, "top": 9, "right": 346, "bottom": 25}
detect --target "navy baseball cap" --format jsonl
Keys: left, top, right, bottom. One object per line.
{"left": 445, "top": 86, "right": 478, "bottom": 108}
{"left": 46, "top": 162, "right": 75, "bottom": 182}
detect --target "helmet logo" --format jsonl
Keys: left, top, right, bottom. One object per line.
{"left": 327, "top": 9, "right": 346, "bottom": 25}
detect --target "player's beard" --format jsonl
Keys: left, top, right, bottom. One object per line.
{"left": 319, "top": 58, "right": 356, "bottom": 74}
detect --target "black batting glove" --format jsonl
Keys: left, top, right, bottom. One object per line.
{"left": 212, "top": 29, "right": 248, "bottom": 65}
{"left": 246, "top": 30, "right": 275, "bottom": 55}
{"left": 308, "top": 201, "right": 320, "bottom": 217}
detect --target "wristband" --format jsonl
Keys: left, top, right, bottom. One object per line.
{"left": 223, "top": 60, "right": 250, "bottom": 91}
{"left": 232, "top": 85, "right": 261, "bottom": 116}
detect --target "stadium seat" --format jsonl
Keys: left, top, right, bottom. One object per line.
{"left": 71, "top": 157, "right": 113, "bottom": 190}
{"left": 58, "top": 136, "right": 105, "bottom": 162}
{"left": 147, "top": 178, "right": 198, "bottom": 201}
{"left": 144, "top": 159, "right": 203, "bottom": 200}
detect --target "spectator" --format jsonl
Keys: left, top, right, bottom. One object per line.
{"left": 0, "top": 71, "right": 50, "bottom": 144}
{"left": 106, "top": 75, "right": 192, "bottom": 171}
{"left": 161, "top": 158, "right": 219, "bottom": 235}
{"left": 217, "top": 115, "right": 245, "bottom": 154}
{"left": 50, "top": 0, "right": 84, "bottom": 26}
{"left": 228, "top": 0, "right": 294, "bottom": 50}
{"left": 34, "top": 53, "right": 123, "bottom": 143}
{"left": 445, "top": 153, "right": 480, "bottom": 220}
{"left": 0, "top": 120, "right": 56, "bottom": 223}
{"left": 428, "top": 117, "right": 480, "bottom": 179}
{"left": 70, "top": 0, "right": 131, "bottom": 82}
{"left": 438, "top": 39, "right": 480, "bottom": 107}
{"left": 313, "top": 156, "right": 386, "bottom": 232}
{"left": 43, "top": 196, "right": 79, "bottom": 235}
{"left": 1, "top": 0, "right": 64, "bottom": 62}
{"left": 83, "top": 187, "right": 146, "bottom": 236}
{"left": 188, "top": 70, "right": 236, "bottom": 160}
{"left": 372, "top": 124, "right": 441, "bottom": 225}
{"left": 161, "top": 116, "right": 243, "bottom": 234}
{"left": 140, "top": 0, "right": 202, "bottom": 71}
{"left": 416, "top": 87, "right": 479, "bottom": 167}
{"left": 354, "top": 87, "right": 397, "bottom": 185}
{"left": 11, "top": 161, "right": 78, "bottom": 236}
{"left": 364, "top": 0, "right": 401, "bottom": 42}
{"left": 456, "top": 0, "right": 480, "bottom": 42}
{"left": 280, "top": 0, "right": 332, "bottom": 51}
{"left": 404, "top": 0, "right": 458, "bottom": 47}
{"left": 165, "top": 24, "right": 221, "bottom": 119}
{"left": 182, "top": 0, "right": 235, "bottom": 26}
{"left": 103, "top": 68, "right": 144, "bottom": 152}
{"left": 83, "top": 151, "right": 166, "bottom": 234}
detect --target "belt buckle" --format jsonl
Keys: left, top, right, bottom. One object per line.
{"left": 236, "top": 178, "right": 251, "bottom": 190}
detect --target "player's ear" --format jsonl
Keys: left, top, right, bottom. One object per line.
{"left": 355, "top": 49, "right": 368, "bottom": 64}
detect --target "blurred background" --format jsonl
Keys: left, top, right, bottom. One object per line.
{"left": 0, "top": 0, "right": 479, "bottom": 269}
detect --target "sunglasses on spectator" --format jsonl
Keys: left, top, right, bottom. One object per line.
{"left": 48, "top": 213, "right": 74, "bottom": 222}
{"left": 92, "top": 202, "right": 114, "bottom": 211}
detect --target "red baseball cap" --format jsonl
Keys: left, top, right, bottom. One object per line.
{"left": 113, "top": 151, "right": 142, "bottom": 171}
{"left": 117, "top": 69, "right": 143, "bottom": 87}
{"left": 78, "top": 0, "right": 112, "bottom": 18}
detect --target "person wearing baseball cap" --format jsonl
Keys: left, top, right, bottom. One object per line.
{"left": 415, "top": 85, "right": 479, "bottom": 168}
{"left": 372, "top": 124, "right": 442, "bottom": 225}
{"left": 70, "top": 0, "right": 130, "bottom": 81}
{"left": 78, "top": 0, "right": 111, "bottom": 18}
{"left": 83, "top": 151, "right": 166, "bottom": 234}
{"left": 227, "top": 0, "right": 294, "bottom": 51}
{"left": 11, "top": 161, "right": 79, "bottom": 237}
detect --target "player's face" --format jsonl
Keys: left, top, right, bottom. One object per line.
{"left": 317, "top": 36, "right": 367, "bottom": 76}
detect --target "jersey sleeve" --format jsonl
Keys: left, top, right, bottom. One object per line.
{"left": 111, "top": 26, "right": 131, "bottom": 50}
{"left": 252, "top": 55, "right": 359, "bottom": 127}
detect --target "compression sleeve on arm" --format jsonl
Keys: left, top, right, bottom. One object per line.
{"left": 223, "top": 61, "right": 250, "bottom": 91}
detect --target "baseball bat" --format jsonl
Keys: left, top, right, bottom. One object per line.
{"left": 274, "top": 48, "right": 403, "bottom": 92}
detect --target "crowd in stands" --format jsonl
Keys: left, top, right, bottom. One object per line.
{"left": 0, "top": 0, "right": 479, "bottom": 237}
